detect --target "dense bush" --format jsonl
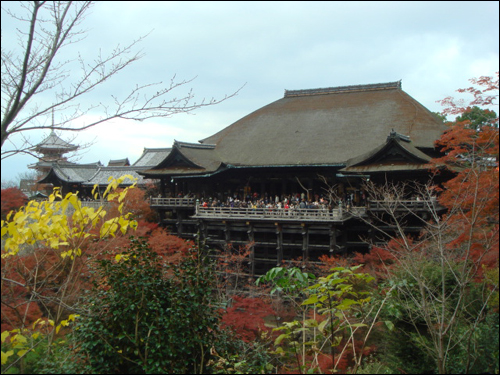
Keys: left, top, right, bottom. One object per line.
{"left": 76, "top": 238, "right": 222, "bottom": 374}
{"left": 377, "top": 259, "right": 498, "bottom": 374}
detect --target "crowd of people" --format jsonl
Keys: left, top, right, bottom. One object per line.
{"left": 195, "top": 191, "right": 366, "bottom": 211}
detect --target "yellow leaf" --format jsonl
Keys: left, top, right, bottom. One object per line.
{"left": 11, "top": 334, "right": 27, "bottom": 344}
{"left": 67, "top": 194, "right": 81, "bottom": 210}
{"left": 32, "top": 318, "right": 42, "bottom": 330}
{"left": 61, "top": 250, "right": 72, "bottom": 259}
{"left": 1, "top": 350, "right": 14, "bottom": 365}
{"left": 115, "top": 254, "right": 129, "bottom": 262}
{"left": 1, "top": 331, "right": 10, "bottom": 343}
{"left": 130, "top": 220, "right": 138, "bottom": 231}
{"left": 17, "top": 349, "right": 29, "bottom": 357}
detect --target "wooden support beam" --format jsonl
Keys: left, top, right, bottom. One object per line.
{"left": 223, "top": 221, "right": 231, "bottom": 244}
{"left": 176, "top": 210, "right": 184, "bottom": 237}
{"left": 329, "top": 224, "right": 337, "bottom": 254}
{"left": 302, "top": 223, "right": 309, "bottom": 262}
{"left": 198, "top": 220, "right": 208, "bottom": 243}
{"left": 247, "top": 222, "right": 255, "bottom": 276}
{"left": 276, "top": 223, "right": 283, "bottom": 266}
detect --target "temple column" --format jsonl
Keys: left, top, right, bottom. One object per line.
{"left": 276, "top": 223, "right": 283, "bottom": 266}
{"left": 301, "top": 223, "right": 309, "bottom": 262}
{"left": 247, "top": 222, "right": 255, "bottom": 276}
{"left": 329, "top": 224, "right": 337, "bottom": 254}
{"left": 176, "top": 210, "right": 184, "bottom": 236}
{"left": 223, "top": 221, "right": 231, "bottom": 246}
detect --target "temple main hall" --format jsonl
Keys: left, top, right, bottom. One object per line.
{"left": 136, "top": 81, "right": 448, "bottom": 274}
{"left": 35, "top": 81, "right": 449, "bottom": 274}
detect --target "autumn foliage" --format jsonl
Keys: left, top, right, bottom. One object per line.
{"left": 1, "top": 187, "right": 28, "bottom": 219}
{"left": 1, "top": 180, "right": 193, "bottom": 336}
{"left": 106, "top": 186, "right": 157, "bottom": 222}
{"left": 434, "top": 72, "right": 499, "bottom": 273}
{"left": 220, "top": 295, "right": 276, "bottom": 343}
{"left": 2, "top": 75, "right": 499, "bottom": 374}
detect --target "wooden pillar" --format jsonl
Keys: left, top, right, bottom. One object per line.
{"left": 329, "top": 224, "right": 337, "bottom": 254}
{"left": 260, "top": 182, "right": 266, "bottom": 198}
{"left": 307, "top": 178, "right": 314, "bottom": 200}
{"left": 176, "top": 210, "right": 184, "bottom": 237}
{"left": 160, "top": 178, "right": 167, "bottom": 197}
{"left": 247, "top": 222, "right": 255, "bottom": 276}
{"left": 223, "top": 221, "right": 231, "bottom": 247}
{"left": 276, "top": 223, "right": 283, "bottom": 266}
{"left": 341, "top": 227, "right": 347, "bottom": 253}
{"left": 281, "top": 179, "right": 287, "bottom": 200}
{"left": 301, "top": 223, "right": 309, "bottom": 262}
{"left": 198, "top": 220, "right": 208, "bottom": 243}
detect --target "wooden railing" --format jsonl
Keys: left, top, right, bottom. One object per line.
{"left": 150, "top": 197, "right": 196, "bottom": 207}
{"left": 367, "top": 198, "right": 439, "bottom": 211}
{"left": 194, "top": 206, "right": 352, "bottom": 222}
{"left": 79, "top": 201, "right": 110, "bottom": 209}
{"left": 147, "top": 198, "right": 441, "bottom": 221}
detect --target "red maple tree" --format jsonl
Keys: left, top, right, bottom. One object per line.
{"left": 434, "top": 72, "right": 499, "bottom": 273}
{"left": 1, "top": 187, "right": 28, "bottom": 219}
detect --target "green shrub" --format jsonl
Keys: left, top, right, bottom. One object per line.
{"left": 76, "top": 237, "right": 222, "bottom": 374}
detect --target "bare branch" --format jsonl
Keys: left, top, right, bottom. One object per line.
{"left": 1, "top": 1, "right": 243, "bottom": 157}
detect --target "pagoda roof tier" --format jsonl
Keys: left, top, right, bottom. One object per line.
{"left": 32, "top": 130, "right": 79, "bottom": 152}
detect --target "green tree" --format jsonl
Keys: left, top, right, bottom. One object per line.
{"left": 455, "top": 105, "right": 498, "bottom": 130}
{"left": 76, "top": 238, "right": 222, "bottom": 374}
{"left": 258, "top": 266, "right": 392, "bottom": 374}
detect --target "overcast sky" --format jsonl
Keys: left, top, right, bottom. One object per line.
{"left": 1, "top": 1, "right": 499, "bottom": 183}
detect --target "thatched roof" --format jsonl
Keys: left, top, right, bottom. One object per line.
{"left": 340, "top": 130, "right": 433, "bottom": 173}
{"left": 141, "top": 141, "right": 221, "bottom": 176}
{"left": 199, "top": 81, "right": 446, "bottom": 167}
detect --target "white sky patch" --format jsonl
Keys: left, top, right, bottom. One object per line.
{"left": 1, "top": 1, "right": 498, "bottom": 183}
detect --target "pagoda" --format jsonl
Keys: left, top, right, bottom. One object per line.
{"left": 28, "top": 130, "right": 79, "bottom": 175}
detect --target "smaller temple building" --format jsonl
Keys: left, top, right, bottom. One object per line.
{"left": 29, "top": 130, "right": 79, "bottom": 175}
{"left": 36, "top": 148, "right": 171, "bottom": 197}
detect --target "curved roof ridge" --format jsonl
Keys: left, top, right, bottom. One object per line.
{"left": 174, "top": 140, "right": 216, "bottom": 149}
{"left": 284, "top": 81, "right": 402, "bottom": 97}
{"left": 143, "top": 147, "right": 172, "bottom": 151}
